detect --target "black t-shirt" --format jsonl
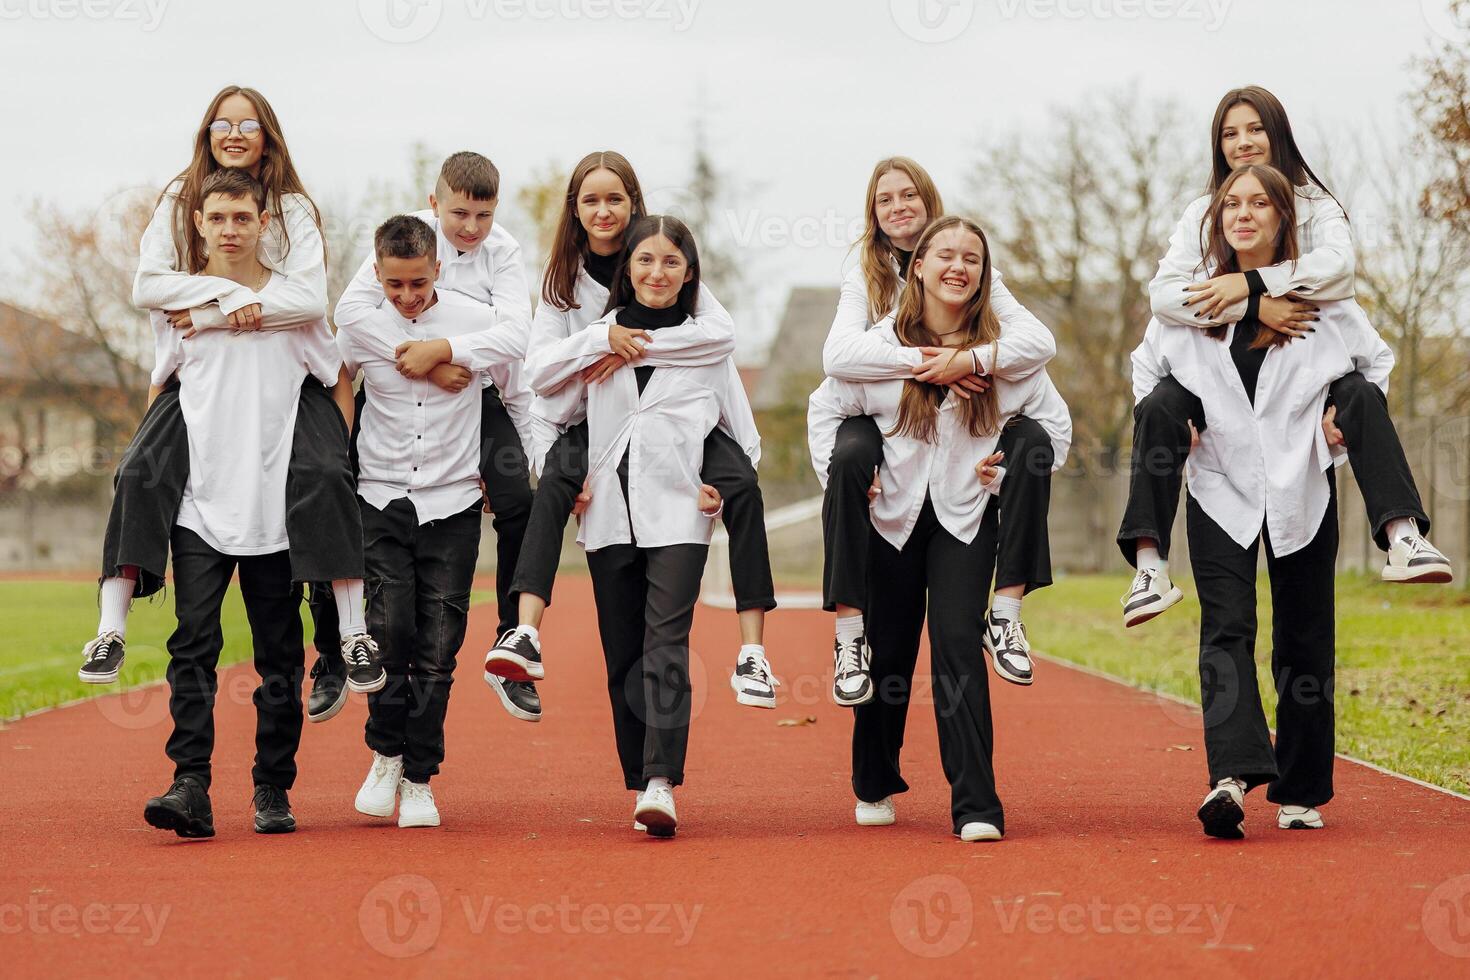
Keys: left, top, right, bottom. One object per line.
{"left": 620, "top": 298, "right": 687, "bottom": 394}
{"left": 897, "top": 248, "right": 914, "bottom": 278}
{"left": 584, "top": 249, "right": 619, "bottom": 290}
{"left": 1230, "top": 293, "right": 1268, "bottom": 406}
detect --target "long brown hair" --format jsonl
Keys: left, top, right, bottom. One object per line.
{"left": 1207, "top": 86, "right": 1338, "bottom": 201}
{"left": 888, "top": 216, "right": 1002, "bottom": 442}
{"left": 857, "top": 157, "right": 943, "bottom": 322}
{"left": 159, "top": 85, "right": 323, "bottom": 274}
{"left": 603, "top": 215, "right": 701, "bottom": 319}
{"left": 542, "top": 151, "right": 646, "bottom": 311}
{"left": 1202, "top": 164, "right": 1300, "bottom": 349}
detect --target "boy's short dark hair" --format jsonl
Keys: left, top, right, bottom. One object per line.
{"left": 200, "top": 168, "right": 267, "bottom": 213}
{"left": 374, "top": 214, "right": 437, "bottom": 263}
{"left": 438, "top": 151, "right": 499, "bottom": 201}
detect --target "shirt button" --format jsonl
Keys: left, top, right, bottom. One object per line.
{"left": 417, "top": 402, "right": 423, "bottom": 407}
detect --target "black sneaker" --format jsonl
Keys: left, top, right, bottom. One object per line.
{"left": 484, "top": 627, "right": 545, "bottom": 682}
{"left": 78, "top": 631, "right": 125, "bottom": 684}
{"left": 982, "top": 614, "right": 1034, "bottom": 686}
{"left": 144, "top": 775, "right": 215, "bottom": 839}
{"left": 832, "top": 634, "right": 874, "bottom": 707}
{"left": 307, "top": 654, "right": 349, "bottom": 723}
{"left": 484, "top": 674, "right": 542, "bottom": 722}
{"left": 253, "top": 784, "right": 296, "bottom": 834}
{"left": 342, "top": 632, "right": 386, "bottom": 694}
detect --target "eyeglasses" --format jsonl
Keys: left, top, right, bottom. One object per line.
{"left": 208, "top": 119, "right": 262, "bottom": 139}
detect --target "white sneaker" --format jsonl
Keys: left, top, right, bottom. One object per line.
{"left": 1382, "top": 534, "right": 1454, "bottom": 584}
{"left": 832, "top": 634, "right": 874, "bottom": 707}
{"left": 354, "top": 751, "right": 403, "bottom": 818}
{"left": 1277, "top": 805, "right": 1324, "bottom": 830}
{"left": 634, "top": 785, "right": 677, "bottom": 838}
{"left": 1197, "top": 777, "right": 1247, "bottom": 839}
{"left": 730, "top": 649, "right": 779, "bottom": 709}
{"left": 855, "top": 796, "right": 895, "bottom": 827}
{"left": 633, "top": 820, "right": 647, "bottom": 832}
{"left": 397, "top": 779, "right": 440, "bottom": 828}
{"left": 982, "top": 614, "right": 1034, "bottom": 686}
{"left": 957, "top": 821, "right": 1003, "bottom": 842}
{"left": 1122, "top": 566, "right": 1184, "bottom": 627}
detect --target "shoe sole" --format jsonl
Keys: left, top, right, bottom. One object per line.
{"left": 484, "top": 673, "right": 541, "bottom": 723}
{"left": 78, "top": 664, "right": 122, "bottom": 684}
{"left": 1278, "top": 812, "right": 1324, "bottom": 830}
{"left": 832, "top": 683, "right": 874, "bottom": 708}
{"left": 484, "top": 651, "right": 546, "bottom": 682}
{"left": 855, "top": 813, "right": 895, "bottom": 827}
{"left": 144, "top": 800, "right": 215, "bottom": 839}
{"left": 1382, "top": 564, "right": 1453, "bottom": 584}
{"left": 634, "top": 803, "right": 677, "bottom": 838}
{"left": 307, "top": 685, "right": 349, "bottom": 724}
{"left": 398, "top": 814, "right": 441, "bottom": 828}
{"left": 982, "top": 635, "right": 1034, "bottom": 687}
{"left": 1124, "top": 586, "right": 1184, "bottom": 628}
{"left": 957, "top": 829, "right": 1003, "bottom": 842}
{"left": 1197, "top": 794, "right": 1246, "bottom": 840}
{"left": 346, "top": 672, "right": 387, "bottom": 694}
{"left": 355, "top": 795, "right": 397, "bottom": 818}
{"left": 254, "top": 817, "right": 296, "bottom": 834}
{"left": 729, "top": 673, "right": 776, "bottom": 709}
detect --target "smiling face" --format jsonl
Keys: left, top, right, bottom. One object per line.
{"left": 913, "top": 225, "right": 985, "bottom": 311}
{"left": 1220, "top": 171, "right": 1282, "bottom": 258}
{"left": 628, "top": 233, "right": 692, "bottom": 309}
{"left": 873, "top": 168, "right": 928, "bottom": 251}
{"left": 577, "top": 167, "right": 633, "bottom": 256}
{"left": 194, "top": 191, "right": 267, "bottom": 259}
{"left": 1220, "top": 102, "right": 1271, "bottom": 171}
{"left": 209, "top": 92, "right": 266, "bottom": 175}
{"left": 430, "top": 189, "right": 496, "bottom": 251}
{"left": 376, "top": 254, "right": 440, "bottom": 318}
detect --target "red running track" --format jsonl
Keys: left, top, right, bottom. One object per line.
{"left": 3, "top": 575, "right": 1469, "bottom": 977}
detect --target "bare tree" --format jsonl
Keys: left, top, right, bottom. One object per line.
{"left": 1413, "top": 0, "right": 1470, "bottom": 234}
{"left": 515, "top": 158, "right": 568, "bottom": 271}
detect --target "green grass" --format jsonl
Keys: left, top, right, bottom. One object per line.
{"left": 1028, "top": 573, "right": 1470, "bottom": 795}
{"left": 0, "top": 581, "right": 495, "bottom": 723}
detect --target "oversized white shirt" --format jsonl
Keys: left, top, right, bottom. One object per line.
{"left": 1131, "top": 298, "right": 1393, "bottom": 556}
{"left": 822, "top": 261, "right": 1057, "bottom": 382}
{"left": 808, "top": 319, "right": 1072, "bottom": 551}
{"left": 1149, "top": 184, "right": 1354, "bottom": 328}
{"left": 338, "top": 290, "right": 523, "bottom": 524}
{"left": 334, "top": 210, "right": 534, "bottom": 449}
{"left": 530, "top": 306, "right": 759, "bottom": 552}
{"left": 150, "top": 271, "right": 342, "bottom": 555}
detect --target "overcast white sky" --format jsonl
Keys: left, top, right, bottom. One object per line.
{"left": 0, "top": 0, "right": 1455, "bottom": 357}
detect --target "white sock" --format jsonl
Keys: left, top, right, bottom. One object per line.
{"left": 98, "top": 577, "right": 134, "bottom": 638}
{"left": 1136, "top": 543, "right": 1165, "bottom": 575}
{"left": 739, "top": 643, "right": 765, "bottom": 659}
{"left": 1386, "top": 518, "right": 1418, "bottom": 544}
{"left": 516, "top": 624, "right": 540, "bottom": 645}
{"left": 333, "top": 579, "right": 366, "bottom": 638}
{"left": 645, "top": 776, "right": 673, "bottom": 794}
{"left": 836, "top": 615, "right": 864, "bottom": 644}
{"left": 991, "top": 594, "right": 1023, "bottom": 623}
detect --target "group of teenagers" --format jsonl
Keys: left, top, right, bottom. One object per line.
{"left": 78, "top": 82, "right": 1455, "bottom": 845}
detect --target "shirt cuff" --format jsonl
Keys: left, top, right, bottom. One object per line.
{"left": 217, "top": 286, "right": 260, "bottom": 317}
{"left": 190, "top": 304, "right": 227, "bottom": 331}
{"left": 980, "top": 464, "right": 1007, "bottom": 493}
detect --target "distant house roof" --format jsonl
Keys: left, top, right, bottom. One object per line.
{"left": 0, "top": 302, "right": 146, "bottom": 391}
{"left": 753, "top": 286, "right": 838, "bottom": 410}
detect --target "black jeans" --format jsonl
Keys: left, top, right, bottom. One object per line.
{"left": 512, "top": 424, "right": 775, "bottom": 612}
{"left": 164, "top": 525, "right": 305, "bottom": 792}
{"left": 586, "top": 543, "right": 708, "bottom": 790}
{"left": 102, "top": 377, "right": 362, "bottom": 598}
{"left": 1187, "top": 478, "right": 1338, "bottom": 807}
{"left": 823, "top": 414, "right": 1054, "bottom": 609}
{"left": 360, "top": 497, "right": 481, "bottom": 784}
{"left": 854, "top": 498, "right": 1005, "bottom": 835}
{"left": 1117, "top": 371, "right": 1428, "bottom": 564}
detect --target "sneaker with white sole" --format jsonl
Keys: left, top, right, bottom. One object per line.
{"left": 1197, "top": 777, "right": 1247, "bottom": 839}
{"left": 485, "top": 627, "right": 545, "bottom": 682}
{"left": 78, "top": 631, "right": 125, "bottom": 684}
{"left": 1122, "top": 566, "right": 1184, "bottom": 627}
{"left": 730, "top": 649, "right": 779, "bottom": 709}
{"left": 1277, "top": 805, "right": 1324, "bottom": 830}
{"left": 342, "top": 632, "right": 386, "bottom": 694}
{"left": 397, "top": 779, "right": 440, "bottom": 828}
{"left": 957, "top": 821, "right": 1003, "bottom": 842}
{"left": 1382, "top": 534, "right": 1454, "bottom": 584}
{"left": 982, "top": 614, "right": 1034, "bottom": 686}
{"left": 354, "top": 751, "right": 403, "bottom": 818}
{"left": 832, "top": 634, "right": 874, "bottom": 707}
{"left": 855, "top": 796, "right": 895, "bottom": 827}
{"left": 634, "top": 785, "right": 677, "bottom": 838}
{"left": 484, "top": 674, "right": 542, "bottom": 722}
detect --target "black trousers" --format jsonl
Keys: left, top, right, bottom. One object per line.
{"left": 1117, "top": 371, "right": 1428, "bottom": 564}
{"left": 512, "top": 424, "right": 775, "bottom": 613}
{"left": 586, "top": 543, "right": 708, "bottom": 790}
{"left": 164, "top": 525, "right": 305, "bottom": 792}
{"left": 1187, "top": 478, "right": 1337, "bottom": 807}
{"left": 360, "top": 497, "right": 481, "bottom": 784}
{"left": 823, "top": 414, "right": 1054, "bottom": 610}
{"left": 854, "top": 498, "right": 1005, "bottom": 835}
{"left": 101, "top": 377, "right": 362, "bottom": 598}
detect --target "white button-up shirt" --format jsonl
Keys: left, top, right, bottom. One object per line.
{"left": 822, "top": 262, "right": 1057, "bottom": 382}
{"left": 1131, "top": 298, "right": 1393, "bottom": 556}
{"left": 334, "top": 210, "right": 534, "bottom": 449}
{"left": 1149, "top": 184, "right": 1354, "bottom": 328}
{"left": 338, "top": 290, "right": 523, "bottom": 524}
{"left": 808, "top": 319, "right": 1072, "bottom": 551}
